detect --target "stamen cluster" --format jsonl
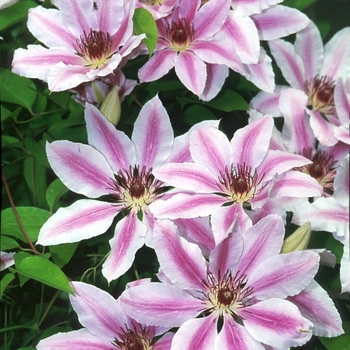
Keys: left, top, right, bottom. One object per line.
{"left": 74, "top": 29, "right": 113, "bottom": 69}
{"left": 166, "top": 19, "right": 194, "bottom": 52}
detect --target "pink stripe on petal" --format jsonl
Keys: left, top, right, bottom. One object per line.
{"left": 85, "top": 103, "right": 135, "bottom": 172}
{"left": 153, "top": 220, "right": 207, "bottom": 290}
{"left": 171, "top": 316, "right": 217, "bottom": 350}
{"left": 294, "top": 21, "right": 324, "bottom": 81}
{"left": 37, "top": 199, "right": 118, "bottom": 246}
{"left": 249, "top": 251, "right": 319, "bottom": 299}
{"left": 250, "top": 89, "right": 282, "bottom": 116}
{"left": 37, "top": 329, "right": 112, "bottom": 349}
{"left": 252, "top": 5, "right": 309, "bottom": 41}
{"left": 288, "top": 280, "right": 344, "bottom": 337}
{"left": 215, "top": 318, "right": 265, "bottom": 350}
{"left": 270, "top": 171, "right": 323, "bottom": 198}
{"left": 28, "top": 7, "right": 76, "bottom": 49}
{"left": 47, "top": 140, "right": 114, "bottom": 197}
{"left": 149, "top": 193, "right": 225, "bottom": 219}
{"left": 269, "top": 39, "right": 305, "bottom": 90}
{"left": 102, "top": 214, "right": 146, "bottom": 282}
{"left": 139, "top": 50, "right": 176, "bottom": 83}
{"left": 200, "top": 63, "right": 229, "bottom": 101}
{"left": 96, "top": 0, "right": 124, "bottom": 33}
{"left": 132, "top": 95, "right": 174, "bottom": 168}
{"left": 175, "top": 51, "right": 206, "bottom": 96}
{"left": 233, "top": 0, "right": 282, "bottom": 16}
{"left": 119, "top": 283, "right": 202, "bottom": 327}
{"left": 190, "top": 127, "right": 233, "bottom": 175}
{"left": 153, "top": 163, "right": 219, "bottom": 192}
{"left": 231, "top": 115, "right": 273, "bottom": 168}
{"left": 240, "top": 299, "right": 313, "bottom": 348}
{"left": 308, "top": 110, "right": 338, "bottom": 146}
{"left": 70, "top": 282, "right": 128, "bottom": 339}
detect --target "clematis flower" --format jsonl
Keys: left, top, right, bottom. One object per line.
{"left": 12, "top": 0, "right": 145, "bottom": 92}
{"left": 149, "top": 114, "right": 323, "bottom": 243}
{"left": 37, "top": 95, "right": 219, "bottom": 282}
{"left": 37, "top": 281, "right": 174, "bottom": 349}
{"left": 293, "top": 155, "right": 350, "bottom": 294}
{"left": 252, "top": 21, "right": 350, "bottom": 146}
{"left": 120, "top": 216, "right": 344, "bottom": 349}
{"left": 138, "top": 0, "right": 246, "bottom": 99}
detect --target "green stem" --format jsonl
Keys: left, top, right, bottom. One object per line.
{"left": 0, "top": 325, "right": 38, "bottom": 333}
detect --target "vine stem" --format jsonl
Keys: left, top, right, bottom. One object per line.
{"left": 2, "top": 167, "right": 40, "bottom": 255}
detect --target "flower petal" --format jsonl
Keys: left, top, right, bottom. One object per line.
{"left": 37, "top": 199, "right": 118, "bottom": 245}
{"left": 171, "top": 316, "right": 217, "bottom": 350}
{"left": 252, "top": 5, "right": 309, "bottom": 41}
{"left": 190, "top": 127, "right": 233, "bottom": 175}
{"left": 46, "top": 140, "right": 114, "bottom": 197}
{"left": 239, "top": 299, "right": 313, "bottom": 348}
{"left": 153, "top": 220, "right": 207, "bottom": 290}
{"left": 231, "top": 114, "right": 273, "bottom": 168}
{"left": 132, "top": 95, "right": 174, "bottom": 168}
{"left": 249, "top": 251, "right": 319, "bottom": 299}
{"left": 175, "top": 51, "right": 207, "bottom": 96}
{"left": 36, "top": 329, "right": 112, "bottom": 350}
{"left": 70, "top": 282, "right": 128, "bottom": 339}
{"left": 119, "top": 283, "right": 202, "bottom": 327}
{"left": 85, "top": 103, "right": 135, "bottom": 172}
{"left": 102, "top": 214, "right": 146, "bottom": 282}
{"left": 149, "top": 193, "right": 225, "bottom": 219}
{"left": 288, "top": 280, "right": 344, "bottom": 337}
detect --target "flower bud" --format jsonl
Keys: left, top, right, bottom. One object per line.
{"left": 100, "top": 86, "right": 121, "bottom": 126}
{"left": 281, "top": 222, "right": 311, "bottom": 253}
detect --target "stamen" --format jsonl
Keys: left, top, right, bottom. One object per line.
{"left": 304, "top": 75, "right": 336, "bottom": 115}
{"left": 166, "top": 19, "right": 194, "bottom": 52}
{"left": 74, "top": 29, "right": 113, "bottom": 69}
{"left": 109, "top": 165, "right": 167, "bottom": 213}
{"left": 217, "top": 164, "right": 265, "bottom": 203}
{"left": 295, "top": 148, "right": 337, "bottom": 196}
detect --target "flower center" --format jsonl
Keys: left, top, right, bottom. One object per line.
{"left": 295, "top": 148, "right": 337, "bottom": 196}
{"left": 110, "top": 166, "right": 166, "bottom": 214}
{"left": 112, "top": 323, "right": 154, "bottom": 350}
{"left": 201, "top": 270, "right": 253, "bottom": 319}
{"left": 217, "top": 164, "right": 264, "bottom": 203}
{"left": 74, "top": 29, "right": 113, "bottom": 69}
{"left": 304, "top": 75, "right": 336, "bottom": 115}
{"left": 166, "top": 19, "right": 194, "bottom": 52}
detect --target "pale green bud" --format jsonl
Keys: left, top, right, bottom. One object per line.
{"left": 100, "top": 86, "right": 121, "bottom": 126}
{"left": 281, "top": 222, "right": 311, "bottom": 253}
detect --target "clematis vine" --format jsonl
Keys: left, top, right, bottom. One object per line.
{"left": 251, "top": 21, "right": 350, "bottom": 146}
{"left": 150, "top": 114, "right": 323, "bottom": 243}
{"left": 120, "top": 216, "right": 343, "bottom": 349}
{"left": 37, "top": 281, "right": 174, "bottom": 349}
{"left": 12, "top": 0, "right": 145, "bottom": 91}
{"left": 293, "top": 155, "right": 350, "bottom": 294}
{"left": 37, "top": 95, "right": 218, "bottom": 282}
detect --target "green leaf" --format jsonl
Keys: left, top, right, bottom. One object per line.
{"left": 1, "top": 207, "right": 50, "bottom": 243}
{"left": 15, "top": 255, "right": 74, "bottom": 294}
{"left": 133, "top": 8, "right": 158, "bottom": 56}
{"left": 0, "top": 69, "right": 37, "bottom": 110}
{"left": 206, "top": 90, "right": 249, "bottom": 112}
{"left": 145, "top": 80, "right": 184, "bottom": 91}
{"left": 2, "top": 135, "right": 22, "bottom": 148}
{"left": 0, "top": 1, "right": 37, "bottom": 31}
{"left": 46, "top": 178, "right": 68, "bottom": 210}
{"left": 0, "top": 273, "right": 15, "bottom": 299}
{"left": 50, "top": 242, "right": 79, "bottom": 268}
{"left": 319, "top": 333, "right": 350, "bottom": 350}
{"left": 1, "top": 234, "right": 19, "bottom": 250}
{"left": 1, "top": 105, "right": 22, "bottom": 122}
{"left": 284, "top": 0, "right": 317, "bottom": 10}
{"left": 24, "top": 137, "right": 50, "bottom": 168}
{"left": 182, "top": 105, "right": 217, "bottom": 125}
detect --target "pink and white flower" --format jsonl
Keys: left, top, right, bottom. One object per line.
{"left": 120, "top": 216, "right": 343, "bottom": 349}
{"left": 293, "top": 155, "right": 350, "bottom": 294}
{"left": 0, "top": 251, "right": 15, "bottom": 271}
{"left": 136, "top": 0, "right": 179, "bottom": 20}
{"left": 149, "top": 114, "right": 323, "bottom": 242}
{"left": 37, "top": 95, "right": 218, "bottom": 282}
{"left": 12, "top": 0, "right": 145, "bottom": 91}
{"left": 37, "top": 281, "right": 174, "bottom": 349}
{"left": 252, "top": 21, "right": 350, "bottom": 146}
